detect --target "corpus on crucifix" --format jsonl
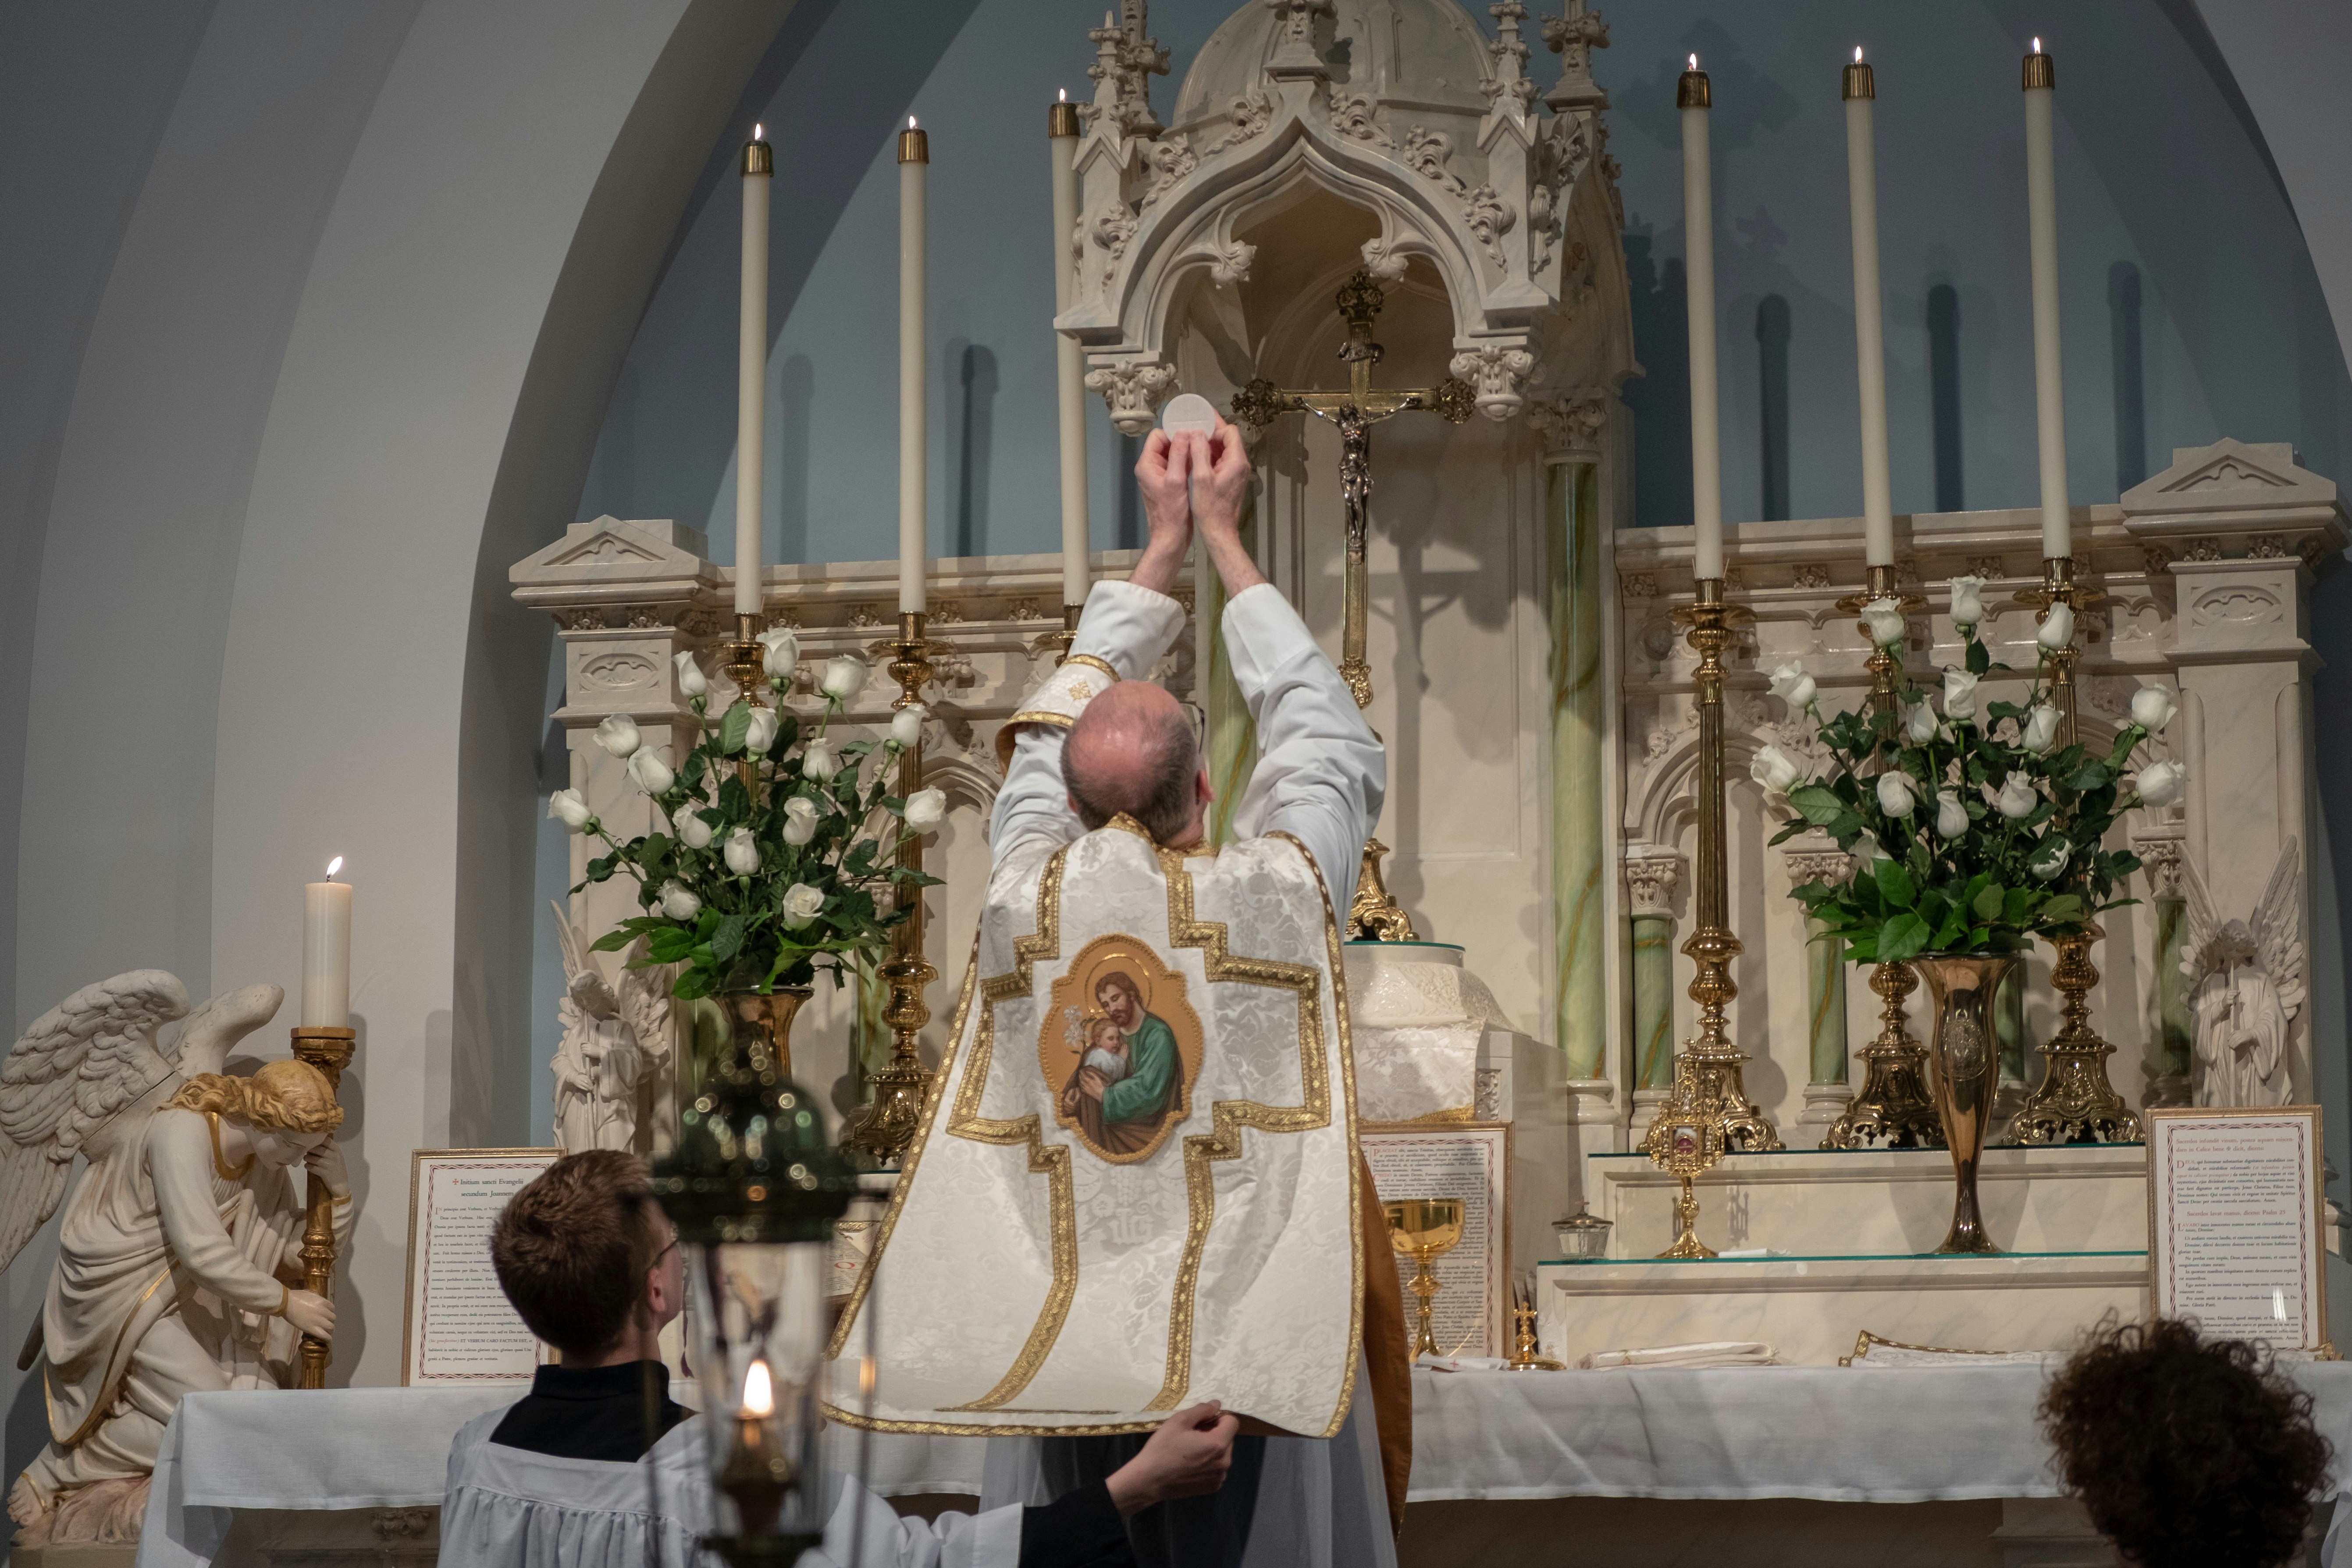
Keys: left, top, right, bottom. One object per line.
{"left": 1229, "top": 268, "right": 1474, "bottom": 708}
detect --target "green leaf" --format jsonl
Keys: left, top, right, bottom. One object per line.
{"left": 2002, "top": 886, "right": 2035, "bottom": 926}
{"left": 1875, "top": 858, "right": 1916, "bottom": 910}
{"left": 646, "top": 926, "right": 697, "bottom": 963}
{"left": 1966, "top": 638, "right": 1990, "bottom": 676}
{"left": 1973, "top": 882, "right": 2006, "bottom": 921}
{"left": 2065, "top": 762, "right": 2110, "bottom": 793}
{"left": 2038, "top": 894, "right": 2084, "bottom": 926}
{"left": 719, "top": 774, "right": 751, "bottom": 819}
{"left": 1767, "top": 819, "right": 1811, "bottom": 846}
{"left": 1877, "top": 911, "right": 1932, "bottom": 964}
{"left": 719, "top": 702, "right": 753, "bottom": 754}
{"left": 1789, "top": 784, "right": 1847, "bottom": 826}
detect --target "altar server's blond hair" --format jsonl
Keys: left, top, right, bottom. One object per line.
{"left": 167, "top": 1059, "right": 343, "bottom": 1133}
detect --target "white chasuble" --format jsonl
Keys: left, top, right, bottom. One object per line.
{"left": 826, "top": 817, "right": 1363, "bottom": 1439}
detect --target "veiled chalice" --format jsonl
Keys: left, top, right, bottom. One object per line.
{"left": 1384, "top": 1198, "right": 1465, "bottom": 1359}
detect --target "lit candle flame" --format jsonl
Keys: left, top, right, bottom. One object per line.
{"left": 907, "top": 114, "right": 918, "bottom": 130}
{"left": 1687, "top": 53, "right": 1698, "bottom": 71}
{"left": 1854, "top": 46, "right": 1863, "bottom": 63}
{"left": 325, "top": 856, "right": 344, "bottom": 880}
{"left": 753, "top": 122, "right": 764, "bottom": 141}
{"left": 742, "top": 1358, "right": 775, "bottom": 1417}
{"left": 2032, "top": 36, "right": 2042, "bottom": 53}
{"left": 1058, "top": 88, "right": 1067, "bottom": 103}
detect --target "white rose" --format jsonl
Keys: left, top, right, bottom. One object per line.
{"left": 2020, "top": 704, "right": 2062, "bottom": 755}
{"left": 819, "top": 655, "right": 866, "bottom": 701}
{"left": 2129, "top": 685, "right": 2178, "bottom": 732}
{"left": 547, "top": 789, "right": 591, "bottom": 832}
{"left": 1860, "top": 597, "right": 1907, "bottom": 648}
{"left": 1767, "top": 661, "right": 1817, "bottom": 711}
{"left": 1996, "top": 772, "right": 2039, "bottom": 819}
{"left": 673, "top": 807, "right": 715, "bottom": 849}
{"left": 594, "top": 714, "right": 642, "bottom": 759}
{"left": 802, "top": 737, "right": 839, "bottom": 782}
{"left": 673, "top": 651, "right": 708, "bottom": 699}
{"left": 780, "top": 882, "right": 825, "bottom": 929}
{"left": 904, "top": 787, "right": 946, "bottom": 829}
{"left": 743, "top": 707, "right": 779, "bottom": 756}
{"left": 2037, "top": 602, "right": 2074, "bottom": 650}
{"left": 1902, "top": 699, "right": 1942, "bottom": 745}
{"left": 1935, "top": 788, "right": 1968, "bottom": 839}
{"left": 658, "top": 881, "right": 701, "bottom": 921}
{"left": 1943, "top": 668, "right": 1981, "bottom": 721}
{"left": 1875, "top": 771, "right": 1918, "bottom": 818}
{"left": 1749, "top": 745, "right": 1802, "bottom": 794}
{"left": 781, "top": 795, "right": 819, "bottom": 846}
{"left": 2028, "top": 836, "right": 2071, "bottom": 880}
{"left": 1947, "top": 575, "right": 1987, "bottom": 628}
{"left": 758, "top": 627, "right": 799, "bottom": 679}
{"left": 890, "top": 705, "right": 926, "bottom": 748}
{"left": 2134, "top": 759, "right": 2186, "bottom": 807}
{"left": 723, "top": 827, "right": 761, "bottom": 875}
{"left": 1852, "top": 827, "right": 1891, "bottom": 863}
{"left": 627, "top": 749, "right": 675, "bottom": 794}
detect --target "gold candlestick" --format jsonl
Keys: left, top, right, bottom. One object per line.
{"left": 1823, "top": 563, "right": 1943, "bottom": 1150}
{"left": 290, "top": 1024, "right": 354, "bottom": 1389}
{"left": 1668, "top": 578, "right": 1779, "bottom": 1149}
{"left": 1505, "top": 1280, "right": 1566, "bottom": 1371}
{"left": 849, "top": 612, "right": 937, "bottom": 1164}
{"left": 1032, "top": 602, "right": 1080, "bottom": 665}
{"left": 2006, "top": 557, "right": 2142, "bottom": 1145}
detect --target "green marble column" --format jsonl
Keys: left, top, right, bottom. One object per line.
{"left": 1624, "top": 857, "right": 1682, "bottom": 1092}
{"left": 1805, "top": 917, "right": 1850, "bottom": 1085}
{"left": 1204, "top": 484, "right": 1261, "bottom": 846}
{"left": 1550, "top": 460, "right": 1606, "bottom": 1077}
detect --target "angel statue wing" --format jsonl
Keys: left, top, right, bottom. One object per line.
{"left": 551, "top": 899, "right": 619, "bottom": 1022}
{"left": 2251, "top": 838, "right": 2306, "bottom": 1020}
{"left": 613, "top": 939, "right": 673, "bottom": 1073}
{"left": 164, "top": 981, "right": 286, "bottom": 1079}
{"left": 2178, "top": 853, "right": 2224, "bottom": 980}
{"left": 0, "top": 971, "right": 189, "bottom": 1280}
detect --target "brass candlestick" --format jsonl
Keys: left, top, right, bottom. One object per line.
{"left": 2006, "top": 557, "right": 2142, "bottom": 1145}
{"left": 1823, "top": 564, "right": 1943, "bottom": 1150}
{"left": 1668, "top": 578, "right": 1779, "bottom": 1149}
{"left": 1505, "top": 1280, "right": 1566, "bottom": 1371}
{"left": 849, "top": 612, "right": 937, "bottom": 1164}
{"left": 720, "top": 610, "right": 769, "bottom": 790}
{"left": 1032, "top": 603, "right": 1081, "bottom": 665}
{"left": 290, "top": 1024, "right": 354, "bottom": 1389}
{"left": 1384, "top": 1198, "right": 1465, "bottom": 1358}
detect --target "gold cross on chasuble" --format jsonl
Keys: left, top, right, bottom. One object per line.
{"left": 1229, "top": 269, "right": 1474, "bottom": 708}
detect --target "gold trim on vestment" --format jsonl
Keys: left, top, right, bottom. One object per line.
{"left": 206, "top": 1112, "right": 255, "bottom": 1182}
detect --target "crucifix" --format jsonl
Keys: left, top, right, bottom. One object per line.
{"left": 1230, "top": 269, "right": 1474, "bottom": 708}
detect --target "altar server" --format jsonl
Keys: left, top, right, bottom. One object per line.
{"left": 442, "top": 1150, "right": 1236, "bottom": 1568}
{"left": 828, "top": 418, "right": 1410, "bottom": 1567}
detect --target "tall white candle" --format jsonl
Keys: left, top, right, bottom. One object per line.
{"left": 899, "top": 119, "right": 929, "bottom": 613}
{"left": 2023, "top": 40, "right": 2069, "bottom": 560}
{"left": 735, "top": 128, "right": 772, "bottom": 618}
{"left": 1050, "top": 94, "right": 1089, "bottom": 610}
{"left": 1844, "top": 51, "right": 1895, "bottom": 567}
{"left": 1680, "top": 57, "right": 1724, "bottom": 581}
{"left": 301, "top": 860, "right": 352, "bottom": 1029}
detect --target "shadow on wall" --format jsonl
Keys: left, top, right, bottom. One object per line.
{"left": 1756, "top": 293, "right": 1790, "bottom": 521}
{"left": 1927, "top": 280, "right": 1962, "bottom": 511}
{"left": 952, "top": 339, "right": 997, "bottom": 558}
{"left": 2110, "top": 261, "right": 2146, "bottom": 492}
{"left": 1623, "top": 229, "right": 1690, "bottom": 532}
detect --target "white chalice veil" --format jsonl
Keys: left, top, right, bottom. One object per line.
{"left": 825, "top": 818, "right": 1363, "bottom": 1437}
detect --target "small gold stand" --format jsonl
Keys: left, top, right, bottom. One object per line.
{"left": 1384, "top": 1198, "right": 1465, "bottom": 1358}
{"left": 720, "top": 610, "right": 770, "bottom": 791}
{"left": 1667, "top": 578, "right": 1779, "bottom": 1149}
{"left": 1505, "top": 1280, "right": 1566, "bottom": 1371}
{"left": 290, "top": 1024, "right": 354, "bottom": 1389}
{"left": 1347, "top": 839, "right": 1418, "bottom": 940}
{"left": 1822, "top": 564, "right": 1944, "bottom": 1150}
{"left": 1032, "top": 603, "right": 1081, "bottom": 665}
{"left": 849, "top": 611, "right": 938, "bottom": 1164}
{"left": 2006, "top": 558, "right": 2143, "bottom": 1146}
{"left": 1642, "top": 1053, "right": 1729, "bottom": 1258}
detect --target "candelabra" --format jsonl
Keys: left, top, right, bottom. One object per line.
{"left": 1822, "top": 564, "right": 1943, "bottom": 1150}
{"left": 291, "top": 1024, "right": 354, "bottom": 1388}
{"left": 1661, "top": 577, "right": 1779, "bottom": 1150}
{"left": 2006, "top": 557, "right": 2143, "bottom": 1145}
{"left": 849, "top": 612, "right": 937, "bottom": 1164}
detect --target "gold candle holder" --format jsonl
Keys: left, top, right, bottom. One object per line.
{"left": 1032, "top": 602, "right": 1080, "bottom": 665}
{"left": 2005, "top": 557, "right": 2142, "bottom": 1145}
{"left": 849, "top": 611, "right": 937, "bottom": 1164}
{"left": 1822, "top": 563, "right": 1943, "bottom": 1150}
{"left": 1504, "top": 1280, "right": 1566, "bottom": 1371}
{"left": 290, "top": 1024, "right": 354, "bottom": 1389}
{"left": 1666, "top": 578, "right": 1779, "bottom": 1149}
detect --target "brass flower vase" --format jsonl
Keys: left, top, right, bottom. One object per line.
{"left": 714, "top": 988, "right": 812, "bottom": 1087}
{"left": 1912, "top": 953, "right": 2020, "bottom": 1255}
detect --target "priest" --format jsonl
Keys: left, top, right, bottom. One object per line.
{"left": 827, "top": 415, "right": 1408, "bottom": 1565}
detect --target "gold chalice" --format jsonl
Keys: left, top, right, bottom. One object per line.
{"left": 1384, "top": 1198, "right": 1465, "bottom": 1359}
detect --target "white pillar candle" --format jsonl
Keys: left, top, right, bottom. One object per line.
{"left": 1050, "top": 94, "right": 1089, "bottom": 611}
{"left": 898, "top": 119, "right": 929, "bottom": 613}
{"left": 1844, "top": 51, "right": 1895, "bottom": 567}
{"left": 301, "top": 861, "right": 352, "bottom": 1029}
{"left": 1679, "top": 58, "right": 1724, "bottom": 581}
{"left": 2023, "top": 41, "right": 2069, "bottom": 560}
{"left": 735, "top": 128, "right": 772, "bottom": 618}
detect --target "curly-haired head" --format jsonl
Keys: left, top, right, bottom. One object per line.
{"left": 166, "top": 1060, "right": 342, "bottom": 1133}
{"left": 2041, "top": 1318, "right": 2331, "bottom": 1568}
{"left": 489, "top": 1150, "right": 670, "bottom": 1360}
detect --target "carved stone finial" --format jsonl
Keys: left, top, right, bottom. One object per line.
{"left": 1485, "top": 3, "right": 1537, "bottom": 114}
{"left": 1542, "top": 0, "right": 1611, "bottom": 112}
{"left": 1264, "top": 0, "right": 1335, "bottom": 80}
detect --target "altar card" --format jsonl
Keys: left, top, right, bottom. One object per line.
{"left": 402, "top": 1148, "right": 562, "bottom": 1384}
{"left": 1361, "top": 1123, "right": 1509, "bottom": 1358}
{"left": 2147, "top": 1107, "right": 2329, "bottom": 1351}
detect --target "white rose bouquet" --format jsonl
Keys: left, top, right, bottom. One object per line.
{"left": 1766, "top": 591, "right": 2181, "bottom": 963}
{"left": 549, "top": 632, "right": 939, "bottom": 999}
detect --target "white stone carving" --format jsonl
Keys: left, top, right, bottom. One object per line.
{"left": 2182, "top": 841, "right": 2304, "bottom": 1109}
{"left": 1622, "top": 851, "right": 1682, "bottom": 917}
{"left": 1085, "top": 360, "right": 1177, "bottom": 434}
{"left": 1326, "top": 85, "right": 1393, "bottom": 149}
{"left": 1448, "top": 343, "right": 1536, "bottom": 420}
{"left": 1525, "top": 392, "right": 1607, "bottom": 457}
{"left": 1207, "top": 239, "right": 1257, "bottom": 286}
{"left": 1264, "top": 0, "right": 1334, "bottom": 76}
{"left": 1138, "top": 134, "right": 1199, "bottom": 209}
{"left": 1359, "top": 235, "right": 1408, "bottom": 280}
{"left": 550, "top": 902, "right": 671, "bottom": 1154}
{"left": 1206, "top": 89, "right": 1276, "bottom": 153}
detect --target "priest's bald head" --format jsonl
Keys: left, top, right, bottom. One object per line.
{"left": 1062, "top": 681, "right": 1210, "bottom": 847}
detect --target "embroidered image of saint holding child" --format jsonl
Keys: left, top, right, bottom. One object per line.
{"left": 1041, "top": 938, "right": 1203, "bottom": 1163}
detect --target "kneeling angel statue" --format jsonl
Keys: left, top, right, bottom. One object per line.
{"left": 2182, "top": 840, "right": 2305, "bottom": 1109}
{"left": 1, "top": 972, "right": 350, "bottom": 1547}
{"left": 551, "top": 901, "right": 670, "bottom": 1153}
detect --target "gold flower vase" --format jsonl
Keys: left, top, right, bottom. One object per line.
{"left": 712, "top": 988, "right": 812, "bottom": 1088}
{"left": 1912, "top": 953, "right": 2020, "bottom": 1255}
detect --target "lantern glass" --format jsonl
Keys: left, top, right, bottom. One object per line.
{"left": 684, "top": 1234, "right": 833, "bottom": 1563}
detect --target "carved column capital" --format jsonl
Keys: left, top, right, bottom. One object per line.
{"left": 1526, "top": 391, "right": 1608, "bottom": 461}
{"left": 2134, "top": 832, "right": 2186, "bottom": 899}
{"left": 1623, "top": 849, "right": 1683, "bottom": 917}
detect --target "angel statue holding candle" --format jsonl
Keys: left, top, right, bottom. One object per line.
{"left": 0, "top": 972, "right": 351, "bottom": 1549}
